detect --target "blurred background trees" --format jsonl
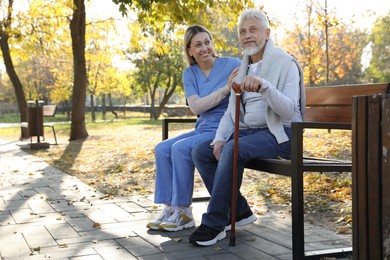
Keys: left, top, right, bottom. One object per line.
{"left": 366, "top": 13, "right": 390, "bottom": 83}
{"left": 0, "top": 0, "right": 389, "bottom": 139}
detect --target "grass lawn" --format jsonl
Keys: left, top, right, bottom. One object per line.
{"left": 0, "top": 111, "right": 353, "bottom": 236}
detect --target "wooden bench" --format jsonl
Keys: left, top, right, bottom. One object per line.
{"left": 352, "top": 94, "right": 390, "bottom": 259}
{"left": 162, "top": 82, "right": 390, "bottom": 260}
{"left": 21, "top": 104, "right": 58, "bottom": 145}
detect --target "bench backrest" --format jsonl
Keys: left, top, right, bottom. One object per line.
{"left": 304, "top": 83, "right": 390, "bottom": 123}
{"left": 43, "top": 105, "right": 57, "bottom": 117}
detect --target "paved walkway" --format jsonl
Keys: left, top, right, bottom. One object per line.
{"left": 0, "top": 140, "right": 352, "bottom": 260}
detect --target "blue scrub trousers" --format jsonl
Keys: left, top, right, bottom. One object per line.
{"left": 154, "top": 129, "right": 216, "bottom": 206}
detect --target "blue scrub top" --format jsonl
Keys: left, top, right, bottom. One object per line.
{"left": 182, "top": 57, "right": 241, "bottom": 131}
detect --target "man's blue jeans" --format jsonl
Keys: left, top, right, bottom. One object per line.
{"left": 191, "top": 127, "right": 291, "bottom": 231}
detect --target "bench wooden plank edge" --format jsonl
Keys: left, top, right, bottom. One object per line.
{"left": 162, "top": 118, "right": 197, "bottom": 140}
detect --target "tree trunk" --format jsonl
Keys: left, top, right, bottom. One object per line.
{"left": 69, "top": 0, "right": 88, "bottom": 140}
{"left": 150, "top": 87, "right": 157, "bottom": 120}
{"left": 324, "top": 0, "right": 329, "bottom": 85}
{"left": 149, "top": 70, "right": 163, "bottom": 120}
{"left": 122, "top": 98, "right": 127, "bottom": 116}
{"left": 156, "top": 69, "right": 179, "bottom": 119}
{"left": 108, "top": 93, "right": 118, "bottom": 119}
{"left": 0, "top": 0, "right": 28, "bottom": 138}
{"left": 90, "top": 94, "right": 96, "bottom": 122}
{"left": 157, "top": 85, "right": 176, "bottom": 118}
{"left": 102, "top": 93, "right": 106, "bottom": 121}
{"left": 64, "top": 100, "right": 71, "bottom": 121}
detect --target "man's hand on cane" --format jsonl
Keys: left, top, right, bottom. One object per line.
{"left": 240, "top": 75, "right": 263, "bottom": 93}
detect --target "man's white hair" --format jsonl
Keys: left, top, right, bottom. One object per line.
{"left": 238, "top": 8, "right": 269, "bottom": 29}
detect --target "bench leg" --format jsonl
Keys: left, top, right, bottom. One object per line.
{"left": 44, "top": 125, "right": 58, "bottom": 145}
{"left": 50, "top": 125, "right": 58, "bottom": 145}
{"left": 292, "top": 169, "right": 305, "bottom": 260}
{"left": 292, "top": 169, "right": 352, "bottom": 259}
{"left": 51, "top": 126, "right": 58, "bottom": 145}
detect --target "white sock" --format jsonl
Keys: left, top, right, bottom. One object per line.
{"left": 179, "top": 206, "right": 191, "bottom": 215}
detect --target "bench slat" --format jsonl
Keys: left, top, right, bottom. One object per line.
{"left": 43, "top": 105, "right": 57, "bottom": 117}
{"left": 306, "top": 83, "right": 389, "bottom": 107}
{"left": 305, "top": 107, "right": 352, "bottom": 123}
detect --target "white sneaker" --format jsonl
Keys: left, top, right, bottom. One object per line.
{"left": 159, "top": 207, "right": 195, "bottom": 231}
{"left": 147, "top": 206, "right": 175, "bottom": 230}
{"left": 225, "top": 212, "right": 257, "bottom": 231}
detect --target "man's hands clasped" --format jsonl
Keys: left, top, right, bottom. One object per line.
{"left": 239, "top": 75, "right": 263, "bottom": 93}
{"left": 228, "top": 68, "right": 263, "bottom": 93}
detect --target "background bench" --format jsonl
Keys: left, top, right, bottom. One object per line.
{"left": 20, "top": 103, "right": 58, "bottom": 145}
{"left": 162, "top": 82, "right": 390, "bottom": 260}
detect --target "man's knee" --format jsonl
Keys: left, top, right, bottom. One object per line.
{"left": 220, "top": 141, "right": 234, "bottom": 158}
{"left": 191, "top": 139, "right": 212, "bottom": 163}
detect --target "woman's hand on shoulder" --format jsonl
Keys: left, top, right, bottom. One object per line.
{"left": 228, "top": 68, "right": 240, "bottom": 88}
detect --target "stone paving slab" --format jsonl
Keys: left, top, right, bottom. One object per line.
{"left": 0, "top": 140, "right": 352, "bottom": 259}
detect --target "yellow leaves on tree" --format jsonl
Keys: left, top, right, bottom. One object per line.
{"left": 280, "top": 2, "right": 368, "bottom": 86}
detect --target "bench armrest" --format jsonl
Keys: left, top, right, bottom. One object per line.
{"left": 162, "top": 119, "right": 350, "bottom": 140}
{"left": 292, "top": 121, "right": 351, "bottom": 130}
{"left": 162, "top": 118, "right": 197, "bottom": 140}
{"left": 290, "top": 121, "right": 351, "bottom": 168}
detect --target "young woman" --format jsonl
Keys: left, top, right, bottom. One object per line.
{"left": 147, "top": 25, "right": 240, "bottom": 231}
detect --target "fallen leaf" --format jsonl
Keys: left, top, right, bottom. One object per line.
{"left": 93, "top": 222, "right": 102, "bottom": 228}
{"left": 336, "top": 228, "right": 348, "bottom": 234}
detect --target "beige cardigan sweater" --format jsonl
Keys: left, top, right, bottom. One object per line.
{"left": 213, "top": 38, "right": 305, "bottom": 144}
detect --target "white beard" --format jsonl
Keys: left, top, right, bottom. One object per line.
{"left": 243, "top": 46, "right": 260, "bottom": 56}
{"left": 242, "top": 40, "right": 266, "bottom": 56}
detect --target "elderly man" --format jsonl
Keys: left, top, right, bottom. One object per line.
{"left": 189, "top": 8, "right": 305, "bottom": 246}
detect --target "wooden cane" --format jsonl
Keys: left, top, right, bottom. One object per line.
{"left": 229, "top": 82, "right": 241, "bottom": 246}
